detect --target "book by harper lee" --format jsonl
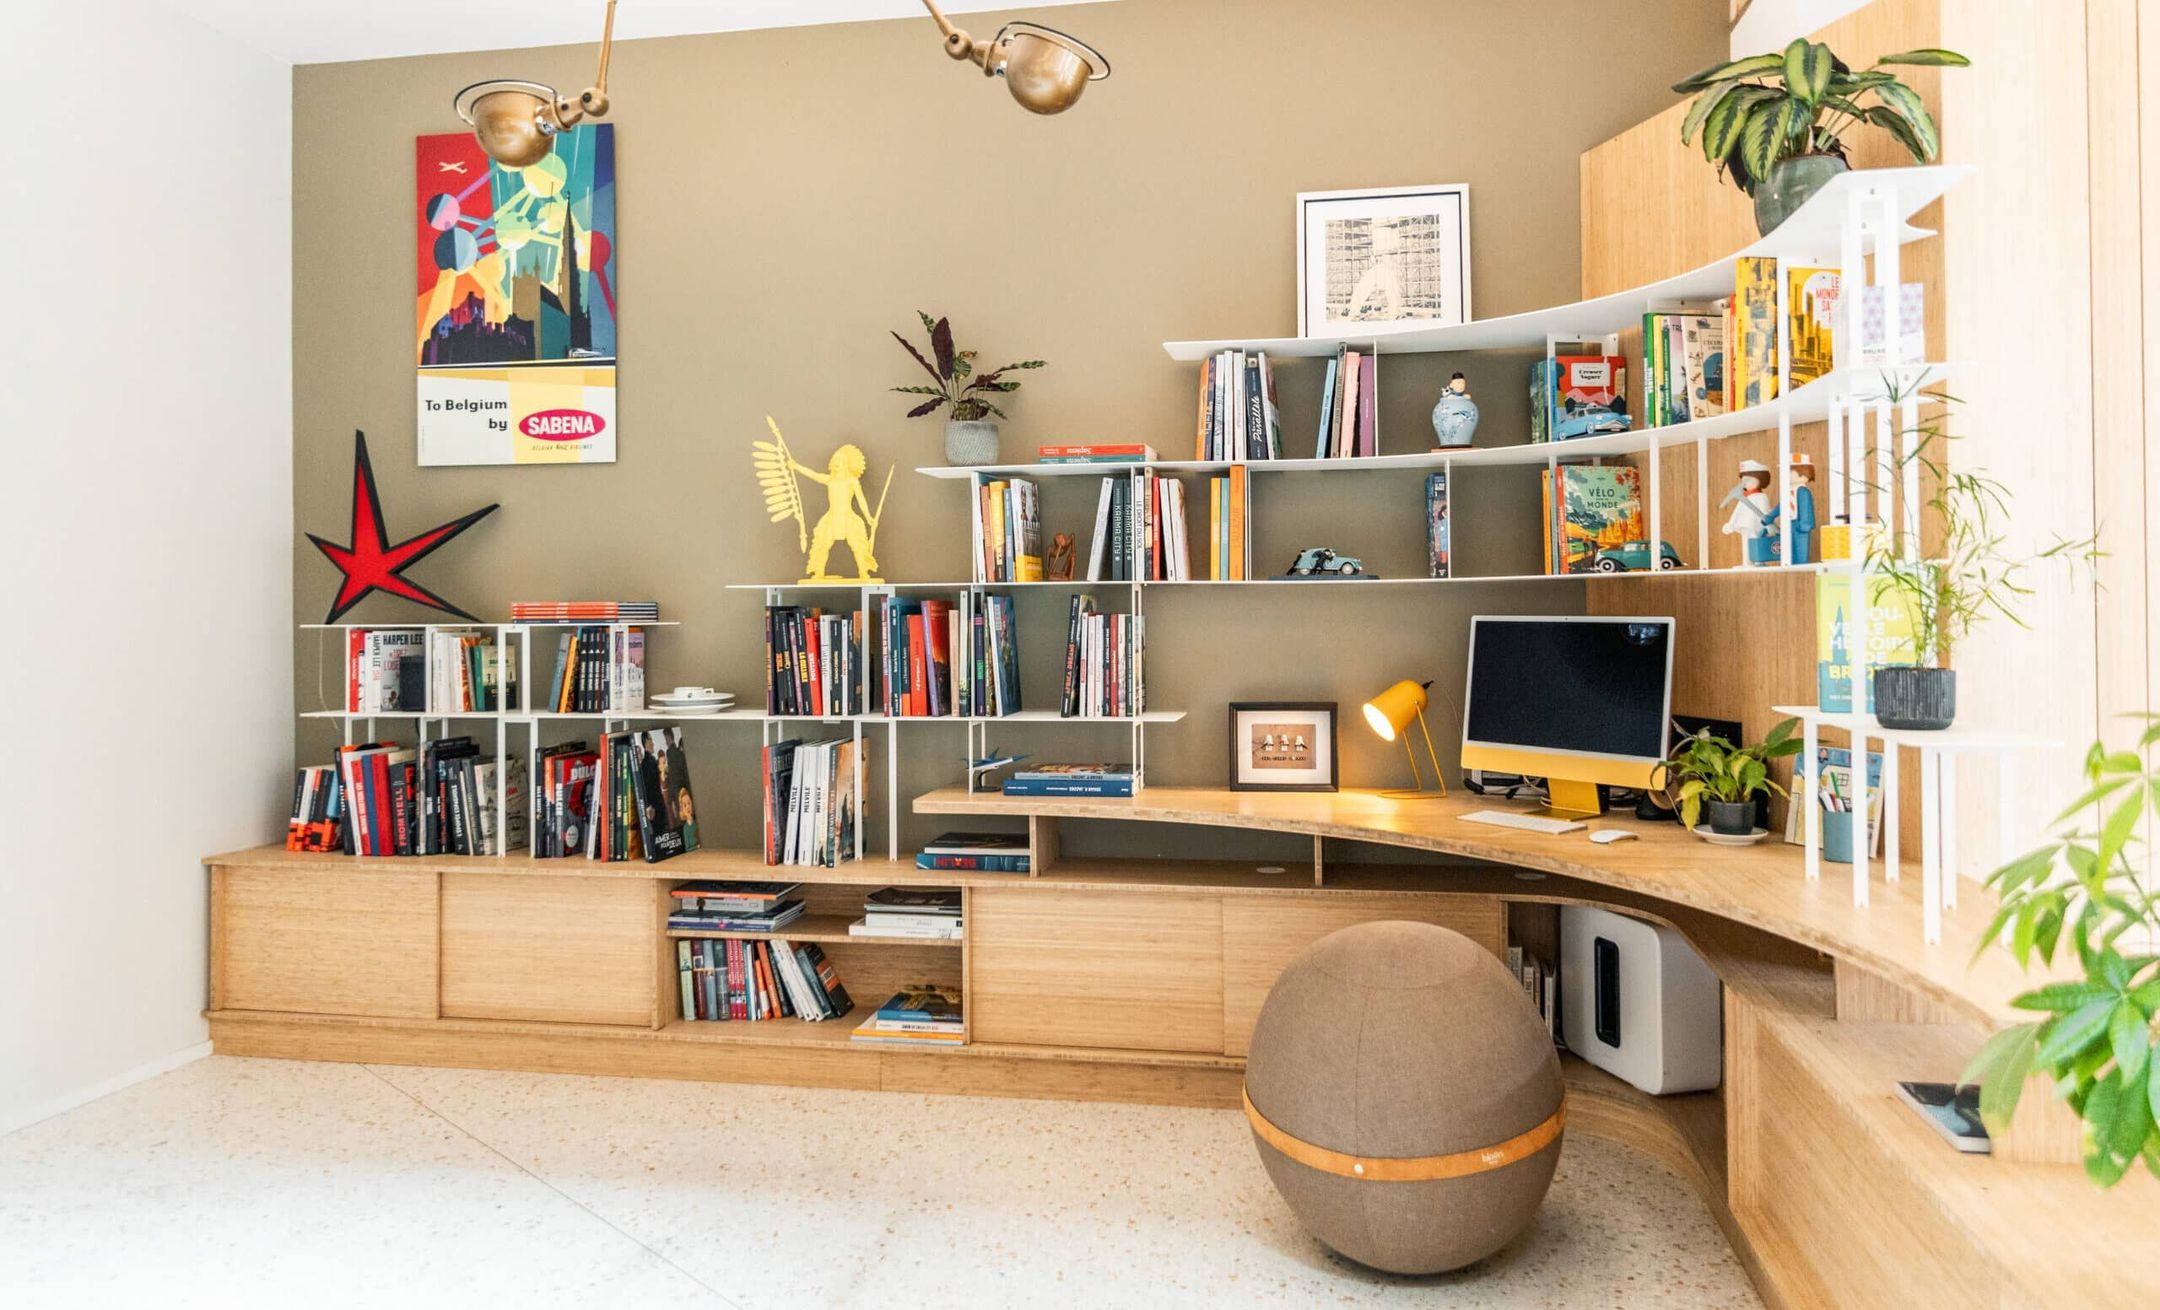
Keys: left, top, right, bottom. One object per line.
{"left": 1542, "top": 466, "right": 1644, "bottom": 575}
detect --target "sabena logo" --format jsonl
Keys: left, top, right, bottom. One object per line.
{"left": 520, "top": 409, "right": 606, "bottom": 441}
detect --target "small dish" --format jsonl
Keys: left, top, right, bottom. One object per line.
{"left": 1691, "top": 825, "right": 1770, "bottom": 847}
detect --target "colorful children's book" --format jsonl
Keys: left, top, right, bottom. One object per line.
{"left": 1425, "top": 472, "right": 1451, "bottom": 579}
{"left": 1542, "top": 465, "right": 1644, "bottom": 575}
{"left": 1680, "top": 314, "right": 1726, "bottom": 420}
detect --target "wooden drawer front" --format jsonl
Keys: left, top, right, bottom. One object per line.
{"left": 440, "top": 875, "right": 656, "bottom": 1026}
{"left": 1220, "top": 894, "right": 1506, "bottom": 1057}
{"left": 213, "top": 867, "right": 438, "bottom": 1019}
{"left": 969, "top": 889, "right": 1224, "bottom": 1053}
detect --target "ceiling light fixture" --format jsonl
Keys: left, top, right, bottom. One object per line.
{"left": 453, "top": 0, "right": 619, "bottom": 168}
{"left": 920, "top": 0, "right": 1110, "bottom": 115}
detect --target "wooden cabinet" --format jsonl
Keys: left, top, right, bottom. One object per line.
{"left": 212, "top": 866, "right": 438, "bottom": 1019}
{"left": 439, "top": 874, "right": 660, "bottom": 1026}
{"left": 968, "top": 889, "right": 1225, "bottom": 1053}
{"left": 1219, "top": 894, "right": 1507, "bottom": 1056}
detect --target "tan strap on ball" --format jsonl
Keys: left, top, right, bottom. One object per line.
{"left": 1242, "top": 1086, "right": 1565, "bottom": 1182}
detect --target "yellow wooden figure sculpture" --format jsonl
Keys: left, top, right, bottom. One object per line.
{"left": 754, "top": 417, "right": 896, "bottom": 583}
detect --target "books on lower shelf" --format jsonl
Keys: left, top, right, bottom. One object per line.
{"left": 851, "top": 984, "right": 965, "bottom": 1045}
{"left": 765, "top": 605, "right": 864, "bottom": 717}
{"left": 1059, "top": 595, "right": 1143, "bottom": 718}
{"left": 1307, "top": 345, "right": 1379, "bottom": 459}
{"left": 301, "top": 737, "right": 526, "bottom": 857}
{"left": 345, "top": 628, "right": 425, "bottom": 713}
{"left": 429, "top": 629, "right": 516, "bottom": 714}
{"left": 1542, "top": 464, "right": 1644, "bottom": 575}
{"left": 1204, "top": 466, "right": 1249, "bottom": 581}
{"left": 1002, "top": 763, "right": 1136, "bottom": 797}
{"left": 879, "top": 594, "right": 1020, "bottom": 717}
{"left": 915, "top": 832, "right": 1029, "bottom": 873}
{"left": 1084, "top": 470, "right": 1196, "bottom": 582}
{"left": 1641, "top": 311, "right": 1726, "bottom": 428}
{"left": 1426, "top": 472, "right": 1451, "bottom": 579}
{"left": 511, "top": 600, "right": 659, "bottom": 623}
{"left": 1039, "top": 443, "right": 1157, "bottom": 464}
{"left": 760, "top": 737, "right": 866, "bottom": 866}
{"left": 1507, "top": 945, "right": 1561, "bottom": 1045}
{"left": 853, "top": 887, "right": 964, "bottom": 939}
{"left": 668, "top": 894, "right": 806, "bottom": 933}
{"left": 541, "top": 625, "right": 646, "bottom": 714}
{"left": 677, "top": 937, "right": 854, "bottom": 1023}
{"left": 976, "top": 475, "right": 1044, "bottom": 582}
{"left": 536, "top": 727, "right": 698, "bottom": 862}
{"left": 1195, "top": 350, "right": 1282, "bottom": 461}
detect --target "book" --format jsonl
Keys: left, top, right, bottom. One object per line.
{"left": 1815, "top": 571, "right": 1920, "bottom": 713}
{"left": 1038, "top": 443, "right": 1158, "bottom": 463}
{"left": 850, "top": 918, "right": 963, "bottom": 940}
{"left": 1426, "top": 472, "right": 1451, "bottom": 579}
{"left": 1787, "top": 266, "right": 1839, "bottom": 388}
{"left": 1084, "top": 478, "right": 1115, "bottom": 581}
{"left": 1542, "top": 465, "right": 1644, "bottom": 575}
{"left": 1553, "top": 352, "right": 1629, "bottom": 439}
{"left": 668, "top": 900, "right": 806, "bottom": 933}
{"left": 873, "top": 984, "right": 964, "bottom": 1025}
{"left": 1782, "top": 745, "right": 1886, "bottom": 856}
{"left": 511, "top": 601, "right": 658, "bottom": 621}
{"left": 866, "top": 888, "right": 963, "bottom": 916}
{"left": 629, "top": 727, "right": 698, "bottom": 863}
{"left": 1314, "top": 352, "right": 1341, "bottom": 458}
{"left": 1734, "top": 256, "right": 1780, "bottom": 408}
{"left": 1679, "top": 314, "right": 1726, "bottom": 421}
{"left": 1855, "top": 283, "right": 1926, "bottom": 365}
{"left": 919, "top": 833, "right": 1026, "bottom": 858}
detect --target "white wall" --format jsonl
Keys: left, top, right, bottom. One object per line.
{"left": 0, "top": 0, "right": 291, "bottom": 1133}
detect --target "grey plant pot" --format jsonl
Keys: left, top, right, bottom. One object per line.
{"left": 944, "top": 419, "right": 1001, "bottom": 467}
{"left": 1754, "top": 154, "right": 1849, "bottom": 237}
{"left": 1874, "top": 665, "right": 1957, "bottom": 731}
{"left": 1703, "top": 798, "right": 1756, "bottom": 837}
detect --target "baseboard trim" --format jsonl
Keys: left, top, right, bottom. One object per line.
{"left": 1, "top": 1040, "right": 214, "bottom": 1139}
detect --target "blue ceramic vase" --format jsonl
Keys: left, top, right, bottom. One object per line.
{"left": 1430, "top": 372, "right": 1479, "bottom": 449}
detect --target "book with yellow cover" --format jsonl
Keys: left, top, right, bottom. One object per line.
{"left": 1734, "top": 257, "right": 1780, "bottom": 409}
{"left": 1787, "top": 266, "right": 1839, "bottom": 389}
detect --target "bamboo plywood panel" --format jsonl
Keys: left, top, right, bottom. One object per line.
{"left": 441, "top": 874, "right": 656, "bottom": 1025}
{"left": 213, "top": 866, "right": 438, "bottom": 1019}
{"left": 968, "top": 888, "right": 1224, "bottom": 1053}
{"left": 1219, "top": 893, "right": 1505, "bottom": 1057}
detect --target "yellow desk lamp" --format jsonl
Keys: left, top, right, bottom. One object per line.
{"left": 1363, "top": 680, "right": 1448, "bottom": 799}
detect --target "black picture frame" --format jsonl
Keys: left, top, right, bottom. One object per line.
{"left": 1227, "top": 702, "right": 1339, "bottom": 792}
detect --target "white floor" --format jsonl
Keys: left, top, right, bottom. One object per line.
{"left": 0, "top": 1056, "right": 1756, "bottom": 1308}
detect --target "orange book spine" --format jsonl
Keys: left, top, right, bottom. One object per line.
{"left": 1228, "top": 465, "right": 1247, "bottom": 580}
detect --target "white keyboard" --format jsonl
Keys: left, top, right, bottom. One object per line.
{"left": 1460, "top": 809, "right": 1587, "bottom": 835}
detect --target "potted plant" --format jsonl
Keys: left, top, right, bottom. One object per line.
{"left": 1662, "top": 717, "right": 1802, "bottom": 837}
{"left": 1963, "top": 719, "right": 2160, "bottom": 1187}
{"left": 1861, "top": 389, "right": 2096, "bottom": 730}
{"left": 1673, "top": 40, "right": 1967, "bottom": 235}
{"left": 891, "top": 312, "right": 1045, "bottom": 466}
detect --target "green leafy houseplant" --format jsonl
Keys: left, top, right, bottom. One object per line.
{"left": 1662, "top": 717, "right": 1803, "bottom": 832}
{"left": 1963, "top": 718, "right": 2160, "bottom": 1187}
{"left": 890, "top": 312, "right": 1044, "bottom": 423}
{"left": 1673, "top": 40, "right": 1966, "bottom": 232}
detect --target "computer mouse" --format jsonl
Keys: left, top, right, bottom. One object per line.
{"left": 1590, "top": 829, "right": 1637, "bottom": 845}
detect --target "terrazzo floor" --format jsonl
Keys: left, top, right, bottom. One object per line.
{"left": 0, "top": 1056, "right": 1757, "bottom": 1308}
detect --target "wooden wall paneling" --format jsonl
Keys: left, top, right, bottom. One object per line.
{"left": 967, "top": 888, "right": 1225, "bottom": 1053}
{"left": 213, "top": 866, "right": 439, "bottom": 1019}
{"left": 1832, "top": 957, "right": 1961, "bottom": 1024}
{"left": 1219, "top": 893, "right": 1505, "bottom": 1057}
{"left": 653, "top": 881, "right": 676, "bottom": 1026}
{"left": 960, "top": 886, "right": 975, "bottom": 1042}
{"left": 439, "top": 874, "right": 656, "bottom": 1026}
{"left": 1028, "top": 814, "right": 1060, "bottom": 878}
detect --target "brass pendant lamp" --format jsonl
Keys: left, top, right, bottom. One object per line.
{"left": 453, "top": 0, "right": 618, "bottom": 168}
{"left": 920, "top": 0, "right": 1110, "bottom": 114}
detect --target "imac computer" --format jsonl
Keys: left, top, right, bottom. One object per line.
{"left": 1460, "top": 615, "right": 1674, "bottom": 821}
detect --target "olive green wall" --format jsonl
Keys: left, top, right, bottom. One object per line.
{"left": 291, "top": 0, "right": 1726, "bottom": 858}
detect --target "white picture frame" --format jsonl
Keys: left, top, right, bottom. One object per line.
{"left": 1296, "top": 184, "right": 1472, "bottom": 340}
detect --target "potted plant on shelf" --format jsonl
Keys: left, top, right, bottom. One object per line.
{"left": 891, "top": 312, "right": 1045, "bottom": 466}
{"left": 1963, "top": 718, "right": 2160, "bottom": 1188}
{"left": 1673, "top": 40, "right": 1967, "bottom": 236}
{"left": 1662, "top": 717, "right": 1802, "bottom": 839}
{"left": 1860, "top": 390, "right": 2096, "bottom": 731}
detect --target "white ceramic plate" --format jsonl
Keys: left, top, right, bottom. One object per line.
{"left": 1692, "top": 825, "right": 1771, "bottom": 847}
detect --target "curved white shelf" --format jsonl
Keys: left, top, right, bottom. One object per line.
{"left": 1162, "top": 163, "right": 1969, "bottom": 360}
{"left": 1771, "top": 705, "right": 2056, "bottom": 752}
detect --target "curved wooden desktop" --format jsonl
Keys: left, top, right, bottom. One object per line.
{"left": 207, "top": 784, "right": 2154, "bottom": 1307}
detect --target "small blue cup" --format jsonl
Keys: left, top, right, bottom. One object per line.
{"left": 1821, "top": 810, "right": 1855, "bottom": 864}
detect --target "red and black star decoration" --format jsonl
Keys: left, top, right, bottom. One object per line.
{"left": 308, "top": 430, "right": 498, "bottom": 623}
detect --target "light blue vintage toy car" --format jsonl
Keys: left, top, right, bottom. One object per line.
{"left": 1592, "top": 540, "right": 1683, "bottom": 572}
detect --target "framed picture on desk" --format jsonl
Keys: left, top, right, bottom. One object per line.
{"left": 1229, "top": 702, "right": 1338, "bottom": 792}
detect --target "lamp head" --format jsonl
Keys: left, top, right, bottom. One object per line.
{"left": 456, "top": 81, "right": 561, "bottom": 169}
{"left": 1363, "top": 680, "right": 1434, "bottom": 743}
{"left": 993, "top": 23, "right": 1109, "bottom": 115}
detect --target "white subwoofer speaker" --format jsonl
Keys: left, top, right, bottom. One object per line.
{"left": 1559, "top": 905, "right": 1722, "bottom": 1095}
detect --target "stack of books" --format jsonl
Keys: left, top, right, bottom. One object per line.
{"left": 320, "top": 737, "right": 526, "bottom": 857}
{"left": 851, "top": 888, "right": 963, "bottom": 940}
{"left": 538, "top": 625, "right": 646, "bottom": 714}
{"left": 760, "top": 737, "right": 866, "bottom": 866}
{"left": 1039, "top": 442, "right": 1156, "bottom": 465}
{"left": 667, "top": 880, "right": 805, "bottom": 933}
{"left": 765, "top": 605, "right": 864, "bottom": 717}
{"left": 1507, "top": 944, "right": 1560, "bottom": 1045}
{"left": 1194, "top": 350, "right": 1283, "bottom": 461}
{"left": 976, "top": 476, "right": 1043, "bottom": 581}
{"left": 1002, "top": 763, "right": 1135, "bottom": 798}
{"left": 533, "top": 742, "right": 597, "bottom": 857}
{"left": 511, "top": 600, "right": 659, "bottom": 623}
{"left": 1203, "top": 466, "right": 1250, "bottom": 580}
{"left": 850, "top": 984, "right": 965, "bottom": 1047}
{"left": 428, "top": 629, "right": 513, "bottom": 713}
{"left": 1312, "top": 345, "right": 1378, "bottom": 458}
{"left": 1059, "top": 596, "right": 1143, "bottom": 718}
{"left": 916, "top": 831, "right": 1029, "bottom": 873}
{"left": 1640, "top": 310, "right": 1727, "bottom": 427}
{"left": 677, "top": 937, "right": 852, "bottom": 1023}
{"left": 880, "top": 594, "right": 1019, "bottom": 717}
{"left": 559, "top": 727, "right": 700, "bottom": 863}
{"left": 344, "top": 629, "right": 425, "bottom": 712}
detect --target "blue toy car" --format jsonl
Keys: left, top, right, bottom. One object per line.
{"left": 1592, "top": 540, "right": 1684, "bottom": 573}
{"left": 1285, "top": 547, "right": 1367, "bottom": 577}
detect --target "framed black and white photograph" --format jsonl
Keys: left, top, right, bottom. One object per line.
{"left": 1228, "top": 702, "right": 1338, "bottom": 792}
{"left": 1295, "top": 185, "right": 1472, "bottom": 340}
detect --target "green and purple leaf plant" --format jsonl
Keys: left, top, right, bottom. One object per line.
{"left": 891, "top": 312, "right": 1045, "bottom": 424}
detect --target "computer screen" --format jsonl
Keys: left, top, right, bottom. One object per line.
{"left": 1463, "top": 616, "right": 1673, "bottom": 762}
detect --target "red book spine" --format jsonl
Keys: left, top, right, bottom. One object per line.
{"left": 347, "top": 630, "right": 364, "bottom": 712}
{"left": 803, "top": 611, "right": 822, "bottom": 716}
{"left": 907, "top": 614, "right": 929, "bottom": 717}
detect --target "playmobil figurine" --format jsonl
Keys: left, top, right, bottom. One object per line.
{"left": 1787, "top": 455, "right": 1817, "bottom": 565}
{"left": 1430, "top": 372, "right": 1480, "bottom": 449}
{"left": 1719, "top": 458, "right": 1781, "bottom": 567}
{"left": 1047, "top": 532, "right": 1077, "bottom": 581}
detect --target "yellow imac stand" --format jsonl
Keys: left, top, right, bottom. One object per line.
{"left": 1457, "top": 743, "right": 1660, "bottom": 822}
